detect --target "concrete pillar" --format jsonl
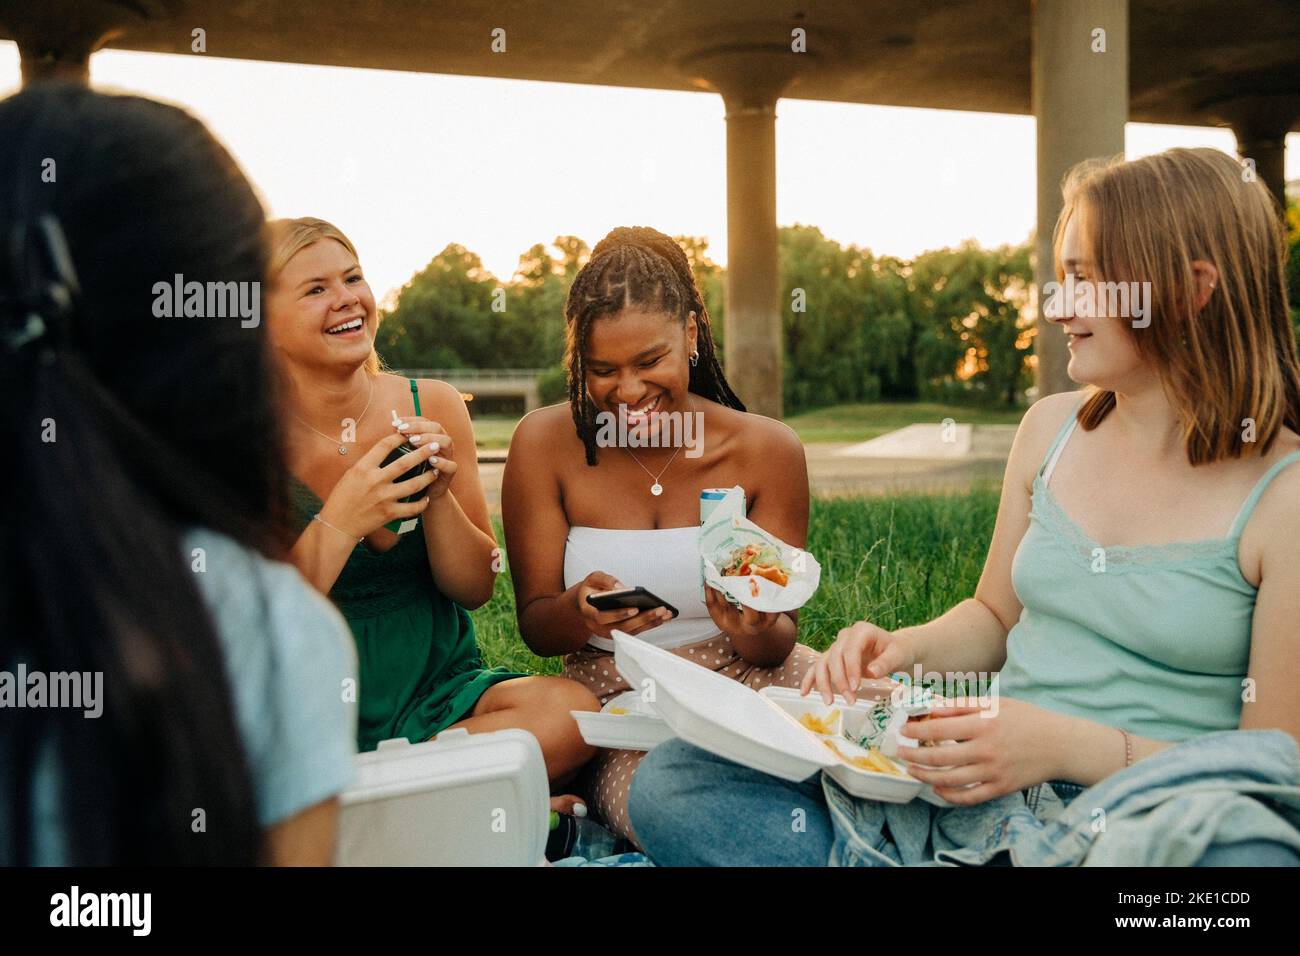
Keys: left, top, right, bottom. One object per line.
{"left": 722, "top": 91, "right": 783, "bottom": 419}
{"left": 1207, "top": 96, "right": 1300, "bottom": 215}
{"left": 1234, "top": 128, "right": 1288, "bottom": 212}
{"left": 1032, "top": 0, "right": 1129, "bottom": 398}
{"left": 688, "top": 49, "right": 806, "bottom": 420}
{"left": 0, "top": 0, "right": 139, "bottom": 86}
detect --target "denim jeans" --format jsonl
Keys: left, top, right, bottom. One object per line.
{"left": 628, "top": 739, "right": 1300, "bottom": 867}
{"left": 628, "top": 738, "right": 833, "bottom": 866}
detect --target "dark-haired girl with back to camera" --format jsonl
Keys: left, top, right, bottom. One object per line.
{"left": 264, "top": 219, "right": 599, "bottom": 811}
{"left": 502, "top": 226, "right": 822, "bottom": 845}
{"left": 0, "top": 84, "right": 357, "bottom": 865}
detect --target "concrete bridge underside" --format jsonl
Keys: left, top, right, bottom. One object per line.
{"left": 3, "top": 0, "right": 1296, "bottom": 415}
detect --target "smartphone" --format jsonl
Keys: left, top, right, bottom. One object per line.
{"left": 379, "top": 442, "right": 430, "bottom": 533}
{"left": 586, "top": 587, "right": 679, "bottom": 619}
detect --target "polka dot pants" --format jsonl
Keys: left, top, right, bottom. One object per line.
{"left": 561, "top": 633, "right": 822, "bottom": 849}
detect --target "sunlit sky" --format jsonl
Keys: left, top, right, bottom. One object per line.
{"left": 2, "top": 41, "right": 1296, "bottom": 303}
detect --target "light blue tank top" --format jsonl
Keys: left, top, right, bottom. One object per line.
{"left": 1000, "top": 404, "right": 1300, "bottom": 742}
{"left": 3, "top": 528, "right": 359, "bottom": 864}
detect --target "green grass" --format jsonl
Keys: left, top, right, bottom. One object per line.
{"left": 468, "top": 415, "right": 520, "bottom": 448}
{"left": 783, "top": 402, "right": 1025, "bottom": 444}
{"left": 471, "top": 486, "right": 1001, "bottom": 673}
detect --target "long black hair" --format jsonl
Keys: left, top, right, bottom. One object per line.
{"left": 563, "top": 226, "right": 744, "bottom": 465}
{"left": 0, "top": 83, "right": 288, "bottom": 864}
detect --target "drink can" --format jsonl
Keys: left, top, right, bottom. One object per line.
{"left": 700, "top": 488, "right": 745, "bottom": 600}
{"left": 699, "top": 488, "right": 731, "bottom": 524}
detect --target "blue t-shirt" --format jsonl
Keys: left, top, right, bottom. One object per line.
{"left": 5, "top": 527, "right": 358, "bottom": 863}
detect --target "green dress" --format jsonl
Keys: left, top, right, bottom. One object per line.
{"left": 289, "top": 378, "right": 525, "bottom": 753}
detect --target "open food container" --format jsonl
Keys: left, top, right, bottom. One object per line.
{"left": 612, "top": 632, "right": 949, "bottom": 805}
{"left": 570, "top": 690, "right": 675, "bottom": 751}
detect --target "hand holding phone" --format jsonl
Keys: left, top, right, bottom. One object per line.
{"left": 316, "top": 431, "right": 439, "bottom": 540}
{"left": 381, "top": 413, "right": 460, "bottom": 532}
{"left": 575, "top": 572, "right": 676, "bottom": 641}
{"left": 586, "top": 587, "right": 679, "bottom": 618}
{"left": 379, "top": 441, "right": 431, "bottom": 500}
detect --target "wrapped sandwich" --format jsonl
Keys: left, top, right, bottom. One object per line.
{"left": 699, "top": 486, "right": 820, "bottom": 612}
{"left": 720, "top": 543, "right": 790, "bottom": 587}
{"left": 853, "top": 684, "right": 954, "bottom": 757}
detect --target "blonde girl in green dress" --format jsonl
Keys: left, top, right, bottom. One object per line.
{"left": 265, "top": 218, "right": 599, "bottom": 804}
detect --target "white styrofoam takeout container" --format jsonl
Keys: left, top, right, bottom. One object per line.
{"left": 334, "top": 728, "right": 549, "bottom": 866}
{"left": 757, "top": 686, "right": 952, "bottom": 806}
{"left": 612, "top": 632, "right": 938, "bottom": 804}
{"left": 571, "top": 690, "right": 675, "bottom": 751}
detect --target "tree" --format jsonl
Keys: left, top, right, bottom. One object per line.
{"left": 780, "top": 225, "right": 907, "bottom": 409}
{"left": 379, "top": 239, "right": 577, "bottom": 370}
{"left": 907, "top": 243, "right": 1033, "bottom": 407}
{"left": 675, "top": 235, "right": 726, "bottom": 351}
{"left": 377, "top": 229, "right": 1036, "bottom": 412}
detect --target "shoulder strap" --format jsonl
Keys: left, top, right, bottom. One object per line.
{"left": 409, "top": 378, "right": 422, "bottom": 417}
{"left": 1039, "top": 397, "right": 1086, "bottom": 483}
{"left": 1228, "top": 450, "right": 1300, "bottom": 539}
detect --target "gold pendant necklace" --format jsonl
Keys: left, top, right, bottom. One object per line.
{"left": 293, "top": 375, "right": 374, "bottom": 455}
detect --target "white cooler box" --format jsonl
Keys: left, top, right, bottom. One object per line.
{"left": 334, "top": 728, "right": 550, "bottom": 866}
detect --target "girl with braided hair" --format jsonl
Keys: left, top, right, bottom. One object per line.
{"left": 502, "top": 226, "right": 821, "bottom": 846}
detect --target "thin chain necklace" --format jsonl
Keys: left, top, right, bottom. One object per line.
{"left": 292, "top": 375, "right": 374, "bottom": 455}
{"left": 624, "top": 445, "right": 683, "bottom": 497}
{"left": 620, "top": 393, "right": 694, "bottom": 496}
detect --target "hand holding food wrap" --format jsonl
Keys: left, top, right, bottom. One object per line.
{"left": 852, "top": 683, "right": 955, "bottom": 758}
{"left": 699, "top": 486, "right": 821, "bottom": 612}
{"left": 795, "top": 681, "right": 957, "bottom": 779}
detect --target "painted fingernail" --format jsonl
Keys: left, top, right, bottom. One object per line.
{"left": 396, "top": 421, "right": 409, "bottom": 430}
{"left": 430, "top": 442, "right": 440, "bottom": 453}
{"left": 573, "top": 803, "right": 588, "bottom": 818}
{"left": 429, "top": 458, "right": 439, "bottom": 466}
{"left": 625, "top": 609, "right": 637, "bottom": 618}
{"left": 409, "top": 434, "right": 423, "bottom": 443}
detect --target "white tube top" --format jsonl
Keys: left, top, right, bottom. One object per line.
{"left": 563, "top": 525, "right": 722, "bottom": 652}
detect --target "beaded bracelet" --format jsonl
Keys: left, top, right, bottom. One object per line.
{"left": 314, "top": 512, "right": 362, "bottom": 543}
{"left": 1119, "top": 728, "right": 1133, "bottom": 768}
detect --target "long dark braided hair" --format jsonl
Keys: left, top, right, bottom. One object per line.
{"left": 564, "top": 226, "right": 744, "bottom": 465}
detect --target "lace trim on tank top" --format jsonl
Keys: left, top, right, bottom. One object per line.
{"left": 1030, "top": 473, "right": 1239, "bottom": 574}
{"left": 1031, "top": 402, "right": 1300, "bottom": 576}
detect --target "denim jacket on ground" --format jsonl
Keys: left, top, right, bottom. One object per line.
{"left": 821, "top": 729, "right": 1300, "bottom": 866}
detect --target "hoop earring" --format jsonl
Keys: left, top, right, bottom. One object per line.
{"left": 689, "top": 350, "right": 699, "bottom": 367}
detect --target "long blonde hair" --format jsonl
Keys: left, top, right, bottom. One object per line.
{"left": 1055, "top": 148, "right": 1300, "bottom": 464}
{"left": 266, "top": 216, "right": 382, "bottom": 375}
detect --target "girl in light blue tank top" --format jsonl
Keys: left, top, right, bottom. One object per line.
{"left": 778, "top": 147, "right": 1300, "bottom": 810}
{"left": 1001, "top": 405, "right": 1300, "bottom": 742}
{"left": 625, "top": 148, "right": 1300, "bottom": 867}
